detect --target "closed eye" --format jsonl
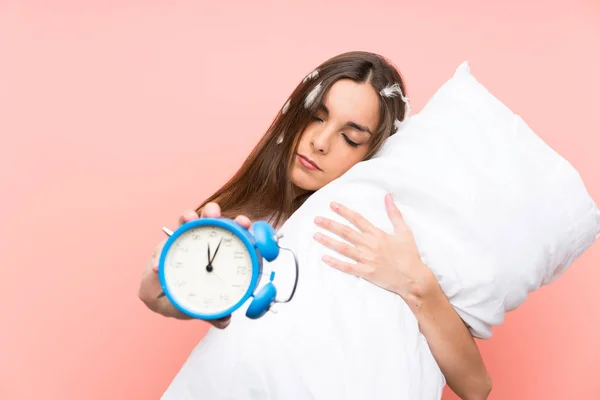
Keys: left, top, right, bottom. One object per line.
{"left": 342, "top": 134, "right": 360, "bottom": 148}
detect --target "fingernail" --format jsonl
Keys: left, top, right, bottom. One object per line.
{"left": 314, "top": 233, "right": 322, "bottom": 240}
{"left": 330, "top": 202, "right": 340, "bottom": 210}
{"left": 314, "top": 216, "right": 323, "bottom": 224}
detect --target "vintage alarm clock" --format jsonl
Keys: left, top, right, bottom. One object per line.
{"left": 157, "top": 217, "right": 298, "bottom": 320}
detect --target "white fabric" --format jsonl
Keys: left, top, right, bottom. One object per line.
{"left": 162, "top": 61, "right": 600, "bottom": 399}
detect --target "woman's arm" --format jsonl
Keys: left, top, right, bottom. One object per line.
{"left": 399, "top": 269, "right": 492, "bottom": 400}
{"left": 313, "top": 194, "right": 491, "bottom": 400}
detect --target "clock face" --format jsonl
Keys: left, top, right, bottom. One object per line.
{"left": 162, "top": 224, "right": 255, "bottom": 316}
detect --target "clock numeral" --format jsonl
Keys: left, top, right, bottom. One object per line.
{"left": 209, "top": 230, "right": 217, "bottom": 237}
{"left": 178, "top": 246, "right": 189, "bottom": 252}
{"left": 203, "top": 297, "right": 213, "bottom": 304}
{"left": 232, "top": 284, "right": 242, "bottom": 288}
{"left": 173, "top": 261, "right": 183, "bottom": 268}
{"left": 234, "top": 251, "right": 244, "bottom": 259}
{"left": 175, "top": 280, "right": 186, "bottom": 287}
{"left": 220, "top": 294, "right": 229, "bottom": 301}
{"left": 188, "top": 292, "right": 197, "bottom": 298}
{"left": 237, "top": 266, "right": 247, "bottom": 275}
{"left": 192, "top": 234, "right": 201, "bottom": 240}
{"left": 224, "top": 238, "right": 232, "bottom": 246}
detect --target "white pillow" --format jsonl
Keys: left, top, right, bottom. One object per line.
{"left": 162, "top": 62, "right": 599, "bottom": 399}
{"left": 277, "top": 61, "right": 600, "bottom": 339}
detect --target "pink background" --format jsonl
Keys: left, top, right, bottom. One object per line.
{"left": 1, "top": 1, "right": 599, "bottom": 399}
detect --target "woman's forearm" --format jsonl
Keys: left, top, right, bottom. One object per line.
{"left": 401, "top": 270, "right": 492, "bottom": 400}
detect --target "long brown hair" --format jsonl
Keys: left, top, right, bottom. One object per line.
{"left": 196, "top": 51, "right": 409, "bottom": 227}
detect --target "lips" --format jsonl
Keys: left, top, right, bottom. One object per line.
{"left": 297, "top": 154, "right": 321, "bottom": 171}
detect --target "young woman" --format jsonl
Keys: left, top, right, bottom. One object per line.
{"left": 139, "top": 51, "right": 492, "bottom": 400}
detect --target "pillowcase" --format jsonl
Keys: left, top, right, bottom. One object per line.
{"left": 276, "top": 61, "right": 600, "bottom": 339}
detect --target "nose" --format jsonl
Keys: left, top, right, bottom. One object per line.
{"left": 310, "top": 126, "right": 334, "bottom": 154}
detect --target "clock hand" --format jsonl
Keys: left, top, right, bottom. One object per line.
{"left": 210, "top": 238, "right": 223, "bottom": 264}
{"left": 206, "top": 243, "right": 213, "bottom": 272}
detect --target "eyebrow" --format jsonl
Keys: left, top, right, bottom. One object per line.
{"left": 318, "top": 104, "right": 373, "bottom": 135}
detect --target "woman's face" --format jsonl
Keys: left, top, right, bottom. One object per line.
{"left": 290, "top": 79, "right": 380, "bottom": 193}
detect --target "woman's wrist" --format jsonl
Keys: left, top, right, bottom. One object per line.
{"left": 395, "top": 262, "right": 442, "bottom": 311}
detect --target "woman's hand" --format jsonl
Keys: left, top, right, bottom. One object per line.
{"left": 139, "top": 202, "right": 252, "bottom": 329}
{"left": 313, "top": 193, "right": 437, "bottom": 305}
{"left": 314, "top": 193, "right": 493, "bottom": 399}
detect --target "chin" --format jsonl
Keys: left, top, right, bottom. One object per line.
{"left": 290, "top": 168, "right": 323, "bottom": 192}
